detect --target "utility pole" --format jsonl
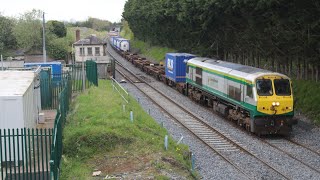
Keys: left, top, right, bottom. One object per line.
{"left": 42, "top": 12, "right": 47, "bottom": 63}
{"left": 1, "top": 54, "right": 3, "bottom": 71}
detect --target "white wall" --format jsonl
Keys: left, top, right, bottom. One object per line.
{"left": 74, "top": 45, "right": 107, "bottom": 62}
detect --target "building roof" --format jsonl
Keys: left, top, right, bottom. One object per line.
{"left": 188, "top": 57, "right": 287, "bottom": 83}
{"left": 74, "top": 35, "right": 106, "bottom": 45}
{"left": 0, "top": 71, "right": 35, "bottom": 97}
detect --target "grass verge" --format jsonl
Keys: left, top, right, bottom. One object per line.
{"left": 61, "top": 80, "right": 197, "bottom": 179}
{"left": 293, "top": 80, "right": 320, "bottom": 125}
{"left": 120, "top": 22, "right": 176, "bottom": 63}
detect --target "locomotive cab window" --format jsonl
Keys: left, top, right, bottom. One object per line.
{"left": 256, "top": 79, "right": 273, "bottom": 96}
{"left": 274, "top": 79, "right": 291, "bottom": 96}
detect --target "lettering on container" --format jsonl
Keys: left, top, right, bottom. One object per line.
{"left": 167, "top": 58, "right": 174, "bottom": 73}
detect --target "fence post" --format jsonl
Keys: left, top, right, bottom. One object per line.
{"left": 0, "top": 129, "right": 3, "bottom": 180}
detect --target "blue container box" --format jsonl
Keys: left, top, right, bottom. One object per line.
{"left": 113, "top": 37, "right": 121, "bottom": 47}
{"left": 115, "top": 38, "right": 130, "bottom": 52}
{"left": 24, "top": 62, "right": 62, "bottom": 82}
{"left": 111, "top": 36, "right": 119, "bottom": 47}
{"left": 165, "top": 53, "right": 196, "bottom": 83}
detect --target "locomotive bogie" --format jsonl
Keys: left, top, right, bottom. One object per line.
{"left": 186, "top": 57, "right": 294, "bottom": 135}
{"left": 109, "top": 36, "right": 295, "bottom": 135}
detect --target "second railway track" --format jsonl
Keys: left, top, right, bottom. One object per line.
{"left": 107, "top": 43, "right": 320, "bottom": 179}
{"left": 114, "top": 59, "right": 293, "bottom": 180}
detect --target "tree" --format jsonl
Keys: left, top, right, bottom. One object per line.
{"left": 123, "top": 0, "right": 320, "bottom": 80}
{"left": 13, "top": 9, "right": 42, "bottom": 51}
{"left": 47, "top": 37, "right": 70, "bottom": 60}
{"left": 67, "top": 17, "right": 112, "bottom": 31}
{"left": 47, "top": 20, "right": 67, "bottom": 38}
{"left": 0, "top": 15, "right": 16, "bottom": 52}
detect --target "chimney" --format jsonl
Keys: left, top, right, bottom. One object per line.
{"left": 76, "top": 29, "right": 80, "bottom": 42}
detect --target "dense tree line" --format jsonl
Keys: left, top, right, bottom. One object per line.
{"left": 0, "top": 11, "right": 112, "bottom": 61}
{"left": 68, "top": 17, "right": 114, "bottom": 32}
{"left": 0, "top": 15, "right": 16, "bottom": 52}
{"left": 123, "top": 0, "right": 320, "bottom": 81}
{"left": 0, "top": 10, "right": 67, "bottom": 59}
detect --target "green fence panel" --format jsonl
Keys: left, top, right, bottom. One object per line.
{"left": 40, "top": 70, "right": 53, "bottom": 109}
{"left": 0, "top": 128, "right": 52, "bottom": 180}
{"left": 1, "top": 63, "right": 97, "bottom": 180}
{"left": 86, "top": 60, "right": 98, "bottom": 86}
{"left": 50, "top": 72, "right": 72, "bottom": 180}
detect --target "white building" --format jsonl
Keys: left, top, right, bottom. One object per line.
{"left": 0, "top": 70, "right": 41, "bottom": 129}
{"left": 73, "top": 35, "right": 108, "bottom": 63}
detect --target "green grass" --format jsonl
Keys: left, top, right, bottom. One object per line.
{"left": 131, "top": 40, "right": 176, "bottom": 62}
{"left": 67, "top": 26, "right": 107, "bottom": 41}
{"left": 61, "top": 80, "right": 196, "bottom": 179}
{"left": 120, "top": 22, "right": 176, "bottom": 63}
{"left": 293, "top": 80, "right": 320, "bottom": 124}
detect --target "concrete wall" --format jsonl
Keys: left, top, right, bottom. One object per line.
{"left": 24, "top": 55, "right": 54, "bottom": 63}
{"left": 0, "top": 61, "right": 24, "bottom": 68}
{"left": 96, "top": 60, "right": 112, "bottom": 79}
{"left": 75, "top": 45, "right": 107, "bottom": 62}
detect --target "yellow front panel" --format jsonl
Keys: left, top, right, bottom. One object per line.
{"left": 256, "top": 76, "right": 294, "bottom": 115}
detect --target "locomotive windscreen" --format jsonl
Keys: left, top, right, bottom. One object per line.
{"left": 274, "top": 79, "right": 291, "bottom": 96}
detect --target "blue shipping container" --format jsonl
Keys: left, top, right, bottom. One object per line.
{"left": 24, "top": 62, "right": 62, "bottom": 82}
{"left": 165, "top": 53, "right": 196, "bottom": 83}
{"left": 117, "top": 38, "right": 130, "bottom": 52}
{"left": 113, "top": 37, "right": 120, "bottom": 47}
{"left": 111, "top": 36, "right": 119, "bottom": 46}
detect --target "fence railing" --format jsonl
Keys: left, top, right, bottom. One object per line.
{"left": 111, "top": 77, "right": 129, "bottom": 104}
{"left": 0, "top": 128, "right": 52, "bottom": 180}
{"left": 49, "top": 73, "right": 72, "bottom": 180}
{"left": 41, "top": 61, "right": 98, "bottom": 110}
{"left": 1, "top": 61, "right": 98, "bottom": 180}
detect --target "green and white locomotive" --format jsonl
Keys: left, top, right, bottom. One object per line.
{"left": 186, "top": 57, "right": 296, "bottom": 135}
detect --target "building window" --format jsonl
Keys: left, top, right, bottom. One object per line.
{"left": 80, "top": 47, "right": 84, "bottom": 56}
{"left": 95, "top": 47, "right": 100, "bottom": 56}
{"left": 87, "top": 47, "right": 92, "bottom": 55}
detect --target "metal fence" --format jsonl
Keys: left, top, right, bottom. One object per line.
{"left": 41, "top": 61, "right": 98, "bottom": 110}
{"left": 1, "top": 60, "right": 98, "bottom": 179}
{"left": 49, "top": 73, "right": 72, "bottom": 180}
{"left": 49, "top": 61, "right": 98, "bottom": 179}
{"left": 0, "top": 128, "right": 53, "bottom": 180}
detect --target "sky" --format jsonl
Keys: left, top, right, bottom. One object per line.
{"left": 0, "top": 0, "right": 127, "bottom": 22}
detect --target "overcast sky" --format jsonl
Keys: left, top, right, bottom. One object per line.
{"left": 0, "top": 0, "right": 127, "bottom": 22}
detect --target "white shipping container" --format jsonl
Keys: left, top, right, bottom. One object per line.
{"left": 0, "top": 71, "right": 41, "bottom": 163}
{"left": 0, "top": 71, "right": 39, "bottom": 129}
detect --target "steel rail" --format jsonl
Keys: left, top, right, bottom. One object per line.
{"left": 286, "top": 138, "right": 320, "bottom": 156}
{"left": 112, "top": 55, "right": 290, "bottom": 179}
{"left": 260, "top": 138, "right": 320, "bottom": 174}
{"left": 114, "top": 62, "right": 252, "bottom": 179}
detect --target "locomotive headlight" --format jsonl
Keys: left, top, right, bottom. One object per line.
{"left": 272, "top": 102, "right": 276, "bottom": 106}
{"left": 276, "top": 102, "right": 280, "bottom": 106}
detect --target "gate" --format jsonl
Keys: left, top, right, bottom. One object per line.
{"left": 41, "top": 61, "right": 98, "bottom": 110}
{"left": 50, "top": 69, "right": 72, "bottom": 180}
{"left": 1, "top": 62, "right": 98, "bottom": 179}
{"left": 86, "top": 60, "right": 98, "bottom": 86}
{"left": 0, "top": 128, "right": 52, "bottom": 180}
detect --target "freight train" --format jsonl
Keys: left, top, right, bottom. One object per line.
{"left": 109, "top": 36, "right": 296, "bottom": 136}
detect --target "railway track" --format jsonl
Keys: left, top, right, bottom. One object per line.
{"left": 111, "top": 56, "right": 292, "bottom": 179}
{"left": 260, "top": 137, "right": 320, "bottom": 174}
{"left": 286, "top": 138, "right": 320, "bottom": 156}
